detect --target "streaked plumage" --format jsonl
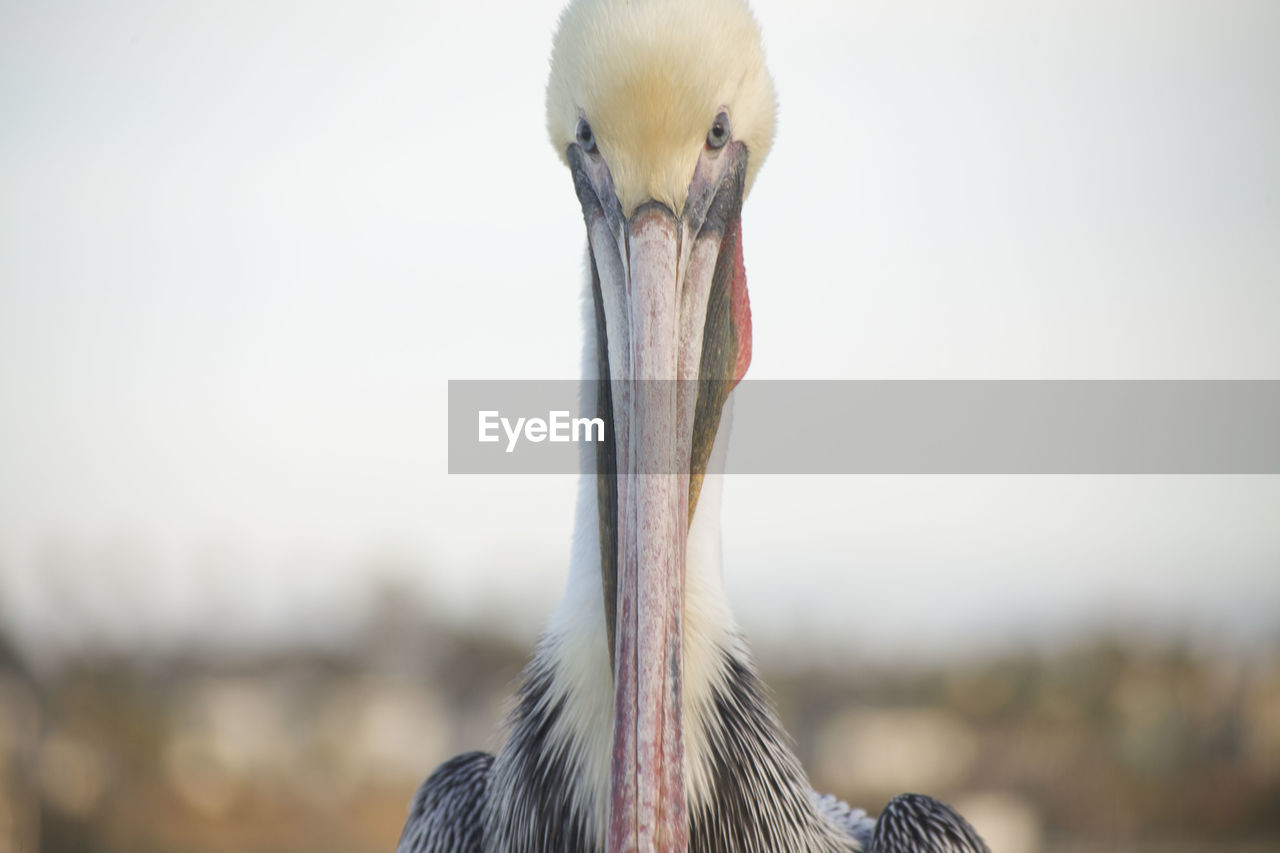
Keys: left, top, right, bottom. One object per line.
{"left": 400, "top": 0, "right": 990, "bottom": 850}
{"left": 871, "top": 794, "right": 991, "bottom": 853}
{"left": 398, "top": 635, "right": 987, "bottom": 851}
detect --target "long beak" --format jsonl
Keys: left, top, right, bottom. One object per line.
{"left": 607, "top": 201, "right": 695, "bottom": 852}
{"left": 573, "top": 144, "right": 751, "bottom": 851}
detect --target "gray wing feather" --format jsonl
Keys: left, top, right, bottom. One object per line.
{"left": 397, "top": 751, "right": 492, "bottom": 853}
{"left": 809, "top": 790, "right": 876, "bottom": 850}
{"left": 870, "top": 792, "right": 990, "bottom": 853}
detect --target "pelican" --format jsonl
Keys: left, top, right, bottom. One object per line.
{"left": 400, "top": 0, "right": 989, "bottom": 850}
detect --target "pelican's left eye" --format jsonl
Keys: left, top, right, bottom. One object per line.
{"left": 706, "top": 112, "right": 730, "bottom": 149}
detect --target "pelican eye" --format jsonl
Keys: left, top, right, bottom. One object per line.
{"left": 576, "top": 117, "right": 597, "bottom": 153}
{"left": 706, "top": 112, "right": 731, "bottom": 149}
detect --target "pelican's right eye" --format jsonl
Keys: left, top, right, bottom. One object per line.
{"left": 576, "top": 117, "right": 597, "bottom": 153}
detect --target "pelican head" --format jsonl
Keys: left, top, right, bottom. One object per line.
{"left": 547, "top": 1, "right": 776, "bottom": 848}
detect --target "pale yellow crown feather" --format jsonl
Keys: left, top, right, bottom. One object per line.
{"left": 546, "top": 0, "right": 777, "bottom": 218}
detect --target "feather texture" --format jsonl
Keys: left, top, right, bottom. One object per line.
{"left": 545, "top": 0, "right": 776, "bottom": 217}
{"left": 398, "top": 639, "right": 988, "bottom": 852}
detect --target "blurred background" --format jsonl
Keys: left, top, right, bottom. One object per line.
{"left": 1, "top": 0, "right": 1278, "bottom": 851}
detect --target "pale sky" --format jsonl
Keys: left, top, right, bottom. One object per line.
{"left": 1, "top": 0, "right": 1278, "bottom": 664}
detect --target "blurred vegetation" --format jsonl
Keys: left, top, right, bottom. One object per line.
{"left": 2, "top": 585, "right": 1278, "bottom": 853}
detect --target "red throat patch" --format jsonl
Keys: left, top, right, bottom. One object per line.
{"left": 729, "top": 216, "right": 752, "bottom": 386}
